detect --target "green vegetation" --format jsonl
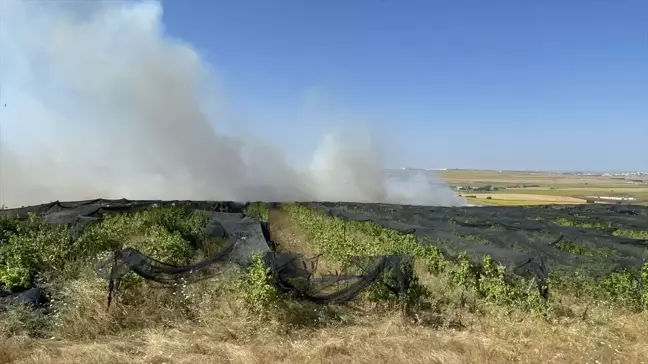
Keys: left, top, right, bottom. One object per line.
{"left": 234, "top": 253, "right": 280, "bottom": 317}
{"left": 459, "top": 234, "right": 493, "bottom": 245}
{"left": 0, "top": 206, "right": 210, "bottom": 290}
{"left": 283, "top": 204, "right": 546, "bottom": 313}
{"left": 245, "top": 202, "right": 270, "bottom": 221}
{"left": 0, "top": 213, "right": 71, "bottom": 288}
{"left": 3, "top": 203, "right": 646, "bottom": 316}
{"left": 286, "top": 204, "right": 648, "bottom": 313}
{"left": 613, "top": 229, "right": 648, "bottom": 240}
{"left": 552, "top": 217, "right": 614, "bottom": 229}
{"left": 2, "top": 201, "right": 648, "bottom": 363}
{"left": 553, "top": 239, "right": 608, "bottom": 257}
{"left": 1, "top": 202, "right": 648, "bottom": 348}
{"left": 600, "top": 269, "right": 645, "bottom": 310}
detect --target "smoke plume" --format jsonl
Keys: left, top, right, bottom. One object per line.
{"left": 0, "top": 0, "right": 466, "bottom": 208}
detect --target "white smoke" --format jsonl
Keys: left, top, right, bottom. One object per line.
{"left": 0, "top": 0, "right": 466, "bottom": 208}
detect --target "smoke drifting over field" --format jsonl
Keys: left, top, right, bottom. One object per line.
{"left": 0, "top": 0, "right": 466, "bottom": 208}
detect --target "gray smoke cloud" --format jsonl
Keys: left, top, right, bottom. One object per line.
{"left": 0, "top": 0, "right": 466, "bottom": 208}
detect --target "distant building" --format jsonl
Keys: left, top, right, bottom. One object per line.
{"left": 585, "top": 196, "right": 636, "bottom": 201}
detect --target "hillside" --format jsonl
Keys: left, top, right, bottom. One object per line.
{"left": 1, "top": 200, "right": 647, "bottom": 364}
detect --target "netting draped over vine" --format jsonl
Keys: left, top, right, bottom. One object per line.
{"left": 2, "top": 199, "right": 647, "bottom": 310}
{"left": 303, "top": 202, "right": 648, "bottom": 288}
{"left": 0, "top": 199, "right": 414, "bottom": 308}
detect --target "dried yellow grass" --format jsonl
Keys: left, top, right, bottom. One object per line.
{"left": 2, "top": 308, "right": 647, "bottom": 364}
{"left": 471, "top": 193, "right": 586, "bottom": 204}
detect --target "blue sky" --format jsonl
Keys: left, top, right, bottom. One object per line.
{"left": 156, "top": 0, "right": 648, "bottom": 172}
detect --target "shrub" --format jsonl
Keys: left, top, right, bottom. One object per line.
{"left": 234, "top": 253, "right": 280, "bottom": 317}
{"left": 77, "top": 206, "right": 207, "bottom": 264}
{"left": 0, "top": 206, "right": 210, "bottom": 290}
{"left": 600, "top": 268, "right": 643, "bottom": 310}
{"left": 0, "top": 213, "right": 70, "bottom": 289}
{"left": 246, "top": 202, "right": 269, "bottom": 221}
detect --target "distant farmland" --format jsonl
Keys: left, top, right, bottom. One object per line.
{"left": 437, "top": 169, "right": 648, "bottom": 206}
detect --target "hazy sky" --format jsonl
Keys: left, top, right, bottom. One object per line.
{"left": 158, "top": 0, "right": 648, "bottom": 171}
{"left": 1, "top": 0, "right": 647, "bottom": 178}
{"left": 1, "top": 0, "right": 470, "bottom": 206}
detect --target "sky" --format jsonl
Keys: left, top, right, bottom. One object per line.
{"left": 0, "top": 0, "right": 466, "bottom": 206}
{"left": 0, "top": 0, "right": 646, "bottom": 206}
{"left": 157, "top": 0, "right": 648, "bottom": 172}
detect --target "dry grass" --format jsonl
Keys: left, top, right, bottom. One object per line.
{"left": 465, "top": 197, "right": 559, "bottom": 206}
{"left": 268, "top": 209, "right": 341, "bottom": 274}
{"left": 2, "top": 289, "right": 646, "bottom": 364}
{"left": 468, "top": 193, "right": 586, "bottom": 204}
{"left": 438, "top": 170, "right": 644, "bottom": 187}
{"left": 2, "top": 210, "right": 647, "bottom": 364}
{"left": 440, "top": 169, "right": 648, "bottom": 205}
{"left": 269, "top": 209, "right": 317, "bottom": 256}
{"left": 1, "top": 315, "right": 646, "bottom": 364}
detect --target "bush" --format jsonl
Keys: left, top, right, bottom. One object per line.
{"left": 246, "top": 202, "right": 269, "bottom": 221}
{"left": 78, "top": 206, "right": 208, "bottom": 264}
{"left": 0, "top": 213, "right": 70, "bottom": 289}
{"left": 600, "top": 268, "right": 643, "bottom": 310}
{"left": 0, "top": 206, "right": 210, "bottom": 290}
{"left": 234, "top": 253, "right": 280, "bottom": 317}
